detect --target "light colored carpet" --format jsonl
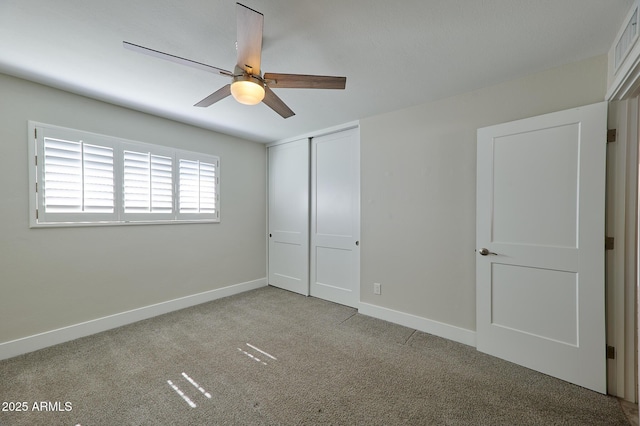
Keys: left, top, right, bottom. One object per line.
{"left": 620, "top": 399, "right": 639, "bottom": 426}
{"left": 0, "top": 286, "right": 631, "bottom": 425}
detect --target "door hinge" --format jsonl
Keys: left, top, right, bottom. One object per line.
{"left": 35, "top": 209, "right": 39, "bottom": 220}
{"left": 605, "top": 237, "right": 614, "bottom": 250}
{"left": 607, "top": 345, "right": 616, "bottom": 359}
{"left": 607, "top": 129, "right": 617, "bottom": 143}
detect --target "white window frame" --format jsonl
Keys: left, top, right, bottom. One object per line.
{"left": 28, "top": 121, "right": 221, "bottom": 227}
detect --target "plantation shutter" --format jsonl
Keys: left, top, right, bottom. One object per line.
{"left": 178, "top": 156, "right": 219, "bottom": 218}
{"left": 151, "top": 155, "right": 173, "bottom": 213}
{"left": 43, "top": 138, "right": 82, "bottom": 212}
{"left": 42, "top": 137, "right": 114, "bottom": 214}
{"left": 199, "top": 161, "right": 217, "bottom": 214}
{"left": 31, "top": 122, "right": 220, "bottom": 226}
{"left": 123, "top": 150, "right": 173, "bottom": 214}
{"left": 83, "top": 144, "right": 115, "bottom": 212}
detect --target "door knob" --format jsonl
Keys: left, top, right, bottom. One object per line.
{"left": 478, "top": 248, "right": 497, "bottom": 256}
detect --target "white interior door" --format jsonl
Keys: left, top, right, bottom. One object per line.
{"left": 268, "top": 139, "right": 309, "bottom": 296}
{"left": 310, "top": 128, "right": 360, "bottom": 307}
{"left": 476, "top": 102, "right": 607, "bottom": 393}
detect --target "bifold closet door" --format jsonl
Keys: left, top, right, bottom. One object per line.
{"left": 310, "top": 128, "right": 360, "bottom": 307}
{"left": 267, "top": 139, "right": 309, "bottom": 296}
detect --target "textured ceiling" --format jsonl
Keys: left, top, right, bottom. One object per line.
{"left": 0, "top": 0, "right": 634, "bottom": 143}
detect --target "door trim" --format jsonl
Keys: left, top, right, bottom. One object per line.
{"left": 605, "top": 3, "right": 640, "bottom": 402}
{"left": 607, "top": 99, "right": 639, "bottom": 401}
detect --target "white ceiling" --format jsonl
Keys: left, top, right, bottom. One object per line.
{"left": 0, "top": 0, "right": 634, "bottom": 143}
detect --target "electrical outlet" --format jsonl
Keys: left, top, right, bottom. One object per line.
{"left": 373, "top": 283, "right": 381, "bottom": 295}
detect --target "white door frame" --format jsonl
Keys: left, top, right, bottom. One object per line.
{"left": 606, "top": 3, "right": 640, "bottom": 403}
{"left": 607, "top": 99, "right": 639, "bottom": 402}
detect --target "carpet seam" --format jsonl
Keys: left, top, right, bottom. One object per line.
{"left": 338, "top": 311, "right": 358, "bottom": 325}
{"left": 403, "top": 329, "right": 418, "bottom": 346}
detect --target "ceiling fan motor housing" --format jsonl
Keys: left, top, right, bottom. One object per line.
{"left": 230, "top": 73, "right": 265, "bottom": 105}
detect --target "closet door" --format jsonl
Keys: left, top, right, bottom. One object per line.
{"left": 268, "top": 139, "right": 309, "bottom": 296}
{"left": 310, "top": 128, "right": 360, "bottom": 307}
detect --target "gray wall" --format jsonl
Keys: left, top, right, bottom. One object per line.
{"left": 360, "top": 55, "right": 608, "bottom": 332}
{"left": 0, "top": 54, "right": 610, "bottom": 347}
{"left": 0, "top": 73, "right": 266, "bottom": 344}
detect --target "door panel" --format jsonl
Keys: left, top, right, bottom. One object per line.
{"left": 315, "top": 246, "right": 354, "bottom": 290}
{"left": 476, "top": 102, "right": 607, "bottom": 393}
{"left": 315, "top": 137, "right": 355, "bottom": 237}
{"left": 310, "top": 128, "right": 360, "bottom": 307}
{"left": 491, "top": 264, "right": 578, "bottom": 345}
{"left": 492, "top": 124, "right": 579, "bottom": 247}
{"left": 268, "top": 139, "right": 309, "bottom": 295}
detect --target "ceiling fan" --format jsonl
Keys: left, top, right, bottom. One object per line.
{"left": 123, "top": 2, "right": 346, "bottom": 119}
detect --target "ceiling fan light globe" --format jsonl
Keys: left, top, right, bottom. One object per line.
{"left": 231, "top": 80, "right": 265, "bottom": 105}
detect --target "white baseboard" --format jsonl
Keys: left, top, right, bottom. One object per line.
{"left": 0, "top": 278, "right": 267, "bottom": 361}
{"left": 358, "top": 302, "right": 476, "bottom": 347}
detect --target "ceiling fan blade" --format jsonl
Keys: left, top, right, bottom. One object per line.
{"left": 194, "top": 84, "right": 232, "bottom": 107}
{"left": 264, "top": 73, "right": 346, "bottom": 89}
{"left": 262, "top": 86, "right": 295, "bottom": 118}
{"left": 236, "top": 3, "right": 263, "bottom": 74}
{"left": 123, "top": 41, "right": 232, "bottom": 77}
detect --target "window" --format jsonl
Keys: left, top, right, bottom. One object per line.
{"left": 29, "top": 122, "right": 220, "bottom": 227}
{"left": 43, "top": 137, "right": 115, "bottom": 213}
{"left": 121, "top": 144, "right": 175, "bottom": 222}
{"left": 177, "top": 156, "right": 218, "bottom": 218}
